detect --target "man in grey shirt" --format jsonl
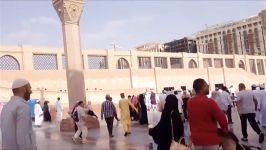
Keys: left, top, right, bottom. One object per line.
{"left": 236, "top": 83, "right": 264, "bottom": 143}
{"left": 1, "top": 78, "right": 37, "bottom": 150}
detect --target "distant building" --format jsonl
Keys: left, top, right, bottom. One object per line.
{"left": 164, "top": 37, "right": 197, "bottom": 53}
{"left": 136, "top": 43, "right": 164, "bottom": 52}
{"left": 195, "top": 9, "right": 266, "bottom": 55}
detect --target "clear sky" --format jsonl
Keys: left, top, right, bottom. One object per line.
{"left": 0, "top": 1, "right": 265, "bottom": 50}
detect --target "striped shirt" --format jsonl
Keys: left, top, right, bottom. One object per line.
{"left": 101, "top": 100, "right": 117, "bottom": 118}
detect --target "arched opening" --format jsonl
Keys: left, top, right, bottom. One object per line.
{"left": 188, "top": 59, "right": 197, "bottom": 68}
{"left": 116, "top": 58, "right": 129, "bottom": 69}
{"left": 238, "top": 60, "right": 245, "bottom": 70}
{"left": 0, "top": 55, "right": 20, "bottom": 70}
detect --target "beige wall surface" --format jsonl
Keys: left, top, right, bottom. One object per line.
{"left": 1, "top": 45, "right": 266, "bottom": 107}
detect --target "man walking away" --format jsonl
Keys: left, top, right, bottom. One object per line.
{"left": 72, "top": 101, "right": 89, "bottom": 144}
{"left": 56, "top": 97, "right": 62, "bottom": 122}
{"left": 252, "top": 84, "right": 262, "bottom": 124}
{"left": 119, "top": 93, "right": 138, "bottom": 136}
{"left": 188, "top": 78, "right": 228, "bottom": 150}
{"left": 221, "top": 86, "right": 234, "bottom": 124}
{"left": 34, "top": 100, "right": 43, "bottom": 127}
{"left": 101, "top": 94, "right": 119, "bottom": 138}
{"left": 236, "top": 83, "right": 264, "bottom": 143}
{"left": 259, "top": 85, "right": 266, "bottom": 127}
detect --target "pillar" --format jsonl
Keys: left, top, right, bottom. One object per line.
{"left": 167, "top": 56, "right": 171, "bottom": 69}
{"left": 107, "top": 49, "right": 115, "bottom": 70}
{"left": 130, "top": 50, "right": 138, "bottom": 69}
{"left": 57, "top": 53, "right": 63, "bottom": 70}
{"left": 20, "top": 45, "right": 34, "bottom": 70}
{"left": 53, "top": 0, "right": 86, "bottom": 108}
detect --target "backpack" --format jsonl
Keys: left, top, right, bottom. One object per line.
{"left": 72, "top": 110, "right": 79, "bottom": 122}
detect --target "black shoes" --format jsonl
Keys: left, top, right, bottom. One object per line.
{"left": 259, "top": 133, "right": 265, "bottom": 143}
{"left": 124, "top": 132, "right": 131, "bottom": 136}
{"left": 241, "top": 137, "right": 248, "bottom": 142}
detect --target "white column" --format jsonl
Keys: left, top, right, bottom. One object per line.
{"left": 20, "top": 45, "right": 34, "bottom": 70}
{"left": 151, "top": 55, "right": 155, "bottom": 68}
{"left": 130, "top": 50, "right": 138, "bottom": 69}
{"left": 167, "top": 56, "right": 171, "bottom": 69}
{"left": 107, "top": 49, "right": 115, "bottom": 70}
{"left": 57, "top": 53, "right": 63, "bottom": 70}
{"left": 83, "top": 53, "right": 88, "bottom": 70}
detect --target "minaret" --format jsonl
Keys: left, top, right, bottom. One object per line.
{"left": 53, "top": 0, "right": 86, "bottom": 108}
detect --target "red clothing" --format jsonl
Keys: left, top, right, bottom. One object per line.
{"left": 188, "top": 94, "right": 228, "bottom": 146}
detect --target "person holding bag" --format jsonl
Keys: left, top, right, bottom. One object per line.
{"left": 149, "top": 94, "right": 184, "bottom": 150}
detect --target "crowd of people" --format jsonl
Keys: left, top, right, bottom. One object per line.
{"left": 1, "top": 78, "right": 266, "bottom": 150}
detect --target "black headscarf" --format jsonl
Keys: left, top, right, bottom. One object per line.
{"left": 163, "top": 94, "right": 179, "bottom": 115}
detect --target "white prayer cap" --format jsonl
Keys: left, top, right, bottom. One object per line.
{"left": 12, "top": 78, "right": 29, "bottom": 89}
{"left": 251, "top": 84, "right": 257, "bottom": 88}
{"left": 260, "top": 84, "right": 265, "bottom": 89}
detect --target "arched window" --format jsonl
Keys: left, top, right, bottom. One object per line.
{"left": 188, "top": 59, "right": 197, "bottom": 68}
{"left": 0, "top": 55, "right": 20, "bottom": 70}
{"left": 238, "top": 60, "right": 245, "bottom": 70}
{"left": 116, "top": 58, "right": 129, "bottom": 69}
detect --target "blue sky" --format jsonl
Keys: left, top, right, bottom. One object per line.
{"left": 0, "top": 1, "right": 265, "bottom": 50}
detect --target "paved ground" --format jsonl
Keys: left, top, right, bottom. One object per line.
{"left": 1, "top": 107, "right": 266, "bottom": 150}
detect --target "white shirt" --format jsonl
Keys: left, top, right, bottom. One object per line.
{"left": 175, "top": 94, "right": 183, "bottom": 113}
{"left": 220, "top": 91, "right": 233, "bottom": 106}
{"left": 74, "top": 106, "right": 86, "bottom": 124}
{"left": 1, "top": 96, "right": 37, "bottom": 150}
{"left": 259, "top": 90, "right": 266, "bottom": 108}
{"left": 237, "top": 90, "right": 256, "bottom": 114}
{"left": 253, "top": 90, "right": 262, "bottom": 109}
{"left": 211, "top": 91, "right": 227, "bottom": 112}
{"left": 158, "top": 93, "right": 167, "bottom": 112}
{"left": 56, "top": 100, "right": 62, "bottom": 113}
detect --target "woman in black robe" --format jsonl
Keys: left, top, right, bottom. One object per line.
{"left": 42, "top": 101, "right": 51, "bottom": 122}
{"left": 138, "top": 94, "right": 148, "bottom": 125}
{"left": 149, "top": 94, "right": 184, "bottom": 150}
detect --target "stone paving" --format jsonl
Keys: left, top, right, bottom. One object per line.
{"left": 1, "top": 108, "right": 266, "bottom": 150}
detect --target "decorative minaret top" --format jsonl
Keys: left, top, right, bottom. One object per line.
{"left": 53, "top": 0, "right": 85, "bottom": 25}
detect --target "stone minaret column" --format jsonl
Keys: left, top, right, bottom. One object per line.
{"left": 53, "top": 0, "right": 86, "bottom": 108}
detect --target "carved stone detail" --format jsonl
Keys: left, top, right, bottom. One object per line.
{"left": 53, "top": 0, "right": 84, "bottom": 25}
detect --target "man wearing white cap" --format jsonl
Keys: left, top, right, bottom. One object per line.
{"left": 1, "top": 78, "right": 37, "bottom": 150}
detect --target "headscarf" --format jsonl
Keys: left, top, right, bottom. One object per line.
{"left": 163, "top": 94, "right": 179, "bottom": 114}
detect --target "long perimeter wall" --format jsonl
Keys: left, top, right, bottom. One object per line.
{"left": 1, "top": 45, "right": 266, "bottom": 105}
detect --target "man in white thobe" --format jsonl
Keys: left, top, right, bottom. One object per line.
{"left": 174, "top": 90, "right": 183, "bottom": 114}
{"left": 259, "top": 85, "right": 266, "bottom": 127}
{"left": 56, "top": 97, "right": 62, "bottom": 122}
{"left": 157, "top": 90, "right": 167, "bottom": 112}
{"left": 211, "top": 90, "right": 227, "bottom": 112}
{"left": 34, "top": 100, "right": 43, "bottom": 127}
{"left": 252, "top": 85, "right": 262, "bottom": 124}
{"left": 144, "top": 91, "right": 151, "bottom": 110}
{"left": 1, "top": 78, "right": 37, "bottom": 150}
{"left": 220, "top": 88, "right": 234, "bottom": 124}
